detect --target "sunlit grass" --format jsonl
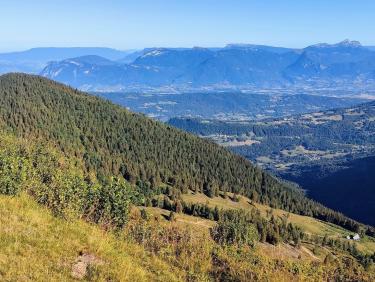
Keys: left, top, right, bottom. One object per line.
{"left": 0, "top": 193, "right": 181, "bottom": 281}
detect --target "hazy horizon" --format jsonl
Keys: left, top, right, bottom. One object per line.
{"left": 1, "top": 0, "right": 375, "bottom": 52}
{"left": 0, "top": 39, "right": 373, "bottom": 54}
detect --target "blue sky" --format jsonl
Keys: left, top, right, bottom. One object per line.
{"left": 1, "top": 0, "right": 374, "bottom": 51}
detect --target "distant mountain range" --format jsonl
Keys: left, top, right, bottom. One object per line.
{"left": 1, "top": 41, "right": 375, "bottom": 93}
{"left": 35, "top": 40, "right": 375, "bottom": 92}
{"left": 0, "top": 47, "right": 133, "bottom": 74}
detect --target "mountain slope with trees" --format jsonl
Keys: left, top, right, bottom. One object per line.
{"left": 0, "top": 130, "right": 374, "bottom": 281}
{"left": 0, "top": 73, "right": 370, "bottom": 233}
{"left": 169, "top": 100, "right": 375, "bottom": 225}
{"left": 1, "top": 73, "right": 375, "bottom": 280}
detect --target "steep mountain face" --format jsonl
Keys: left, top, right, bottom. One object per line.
{"left": 131, "top": 47, "right": 216, "bottom": 85}
{"left": 175, "top": 47, "right": 299, "bottom": 86}
{"left": 40, "top": 40, "right": 375, "bottom": 91}
{"left": 133, "top": 47, "right": 214, "bottom": 69}
{"left": 0, "top": 73, "right": 365, "bottom": 232}
{"left": 117, "top": 49, "right": 148, "bottom": 64}
{"left": 40, "top": 48, "right": 217, "bottom": 88}
{"left": 284, "top": 40, "right": 375, "bottom": 82}
{"left": 40, "top": 55, "right": 130, "bottom": 91}
{"left": 0, "top": 47, "right": 132, "bottom": 74}
{"left": 40, "top": 50, "right": 210, "bottom": 90}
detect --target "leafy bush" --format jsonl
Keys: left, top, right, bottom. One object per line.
{"left": 92, "top": 177, "right": 133, "bottom": 228}
{"left": 0, "top": 146, "right": 28, "bottom": 196}
{"left": 211, "top": 210, "right": 259, "bottom": 247}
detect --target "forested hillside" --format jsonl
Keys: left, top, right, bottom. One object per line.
{"left": 169, "top": 101, "right": 375, "bottom": 225}
{"left": 0, "top": 73, "right": 370, "bottom": 233}
{"left": 1, "top": 73, "right": 375, "bottom": 280}
{"left": 0, "top": 131, "right": 374, "bottom": 281}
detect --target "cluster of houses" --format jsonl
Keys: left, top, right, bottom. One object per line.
{"left": 346, "top": 233, "right": 360, "bottom": 241}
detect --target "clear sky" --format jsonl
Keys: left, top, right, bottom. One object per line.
{"left": 1, "top": 0, "right": 374, "bottom": 52}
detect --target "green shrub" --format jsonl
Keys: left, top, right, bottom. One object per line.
{"left": 0, "top": 152, "right": 28, "bottom": 196}
{"left": 211, "top": 210, "right": 259, "bottom": 247}
{"left": 0, "top": 133, "right": 134, "bottom": 229}
{"left": 95, "top": 177, "right": 133, "bottom": 228}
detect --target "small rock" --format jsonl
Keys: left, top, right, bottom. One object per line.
{"left": 71, "top": 253, "right": 104, "bottom": 279}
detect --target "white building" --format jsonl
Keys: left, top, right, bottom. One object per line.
{"left": 346, "top": 233, "right": 360, "bottom": 240}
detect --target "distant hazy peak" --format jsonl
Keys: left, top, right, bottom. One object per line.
{"left": 310, "top": 39, "right": 362, "bottom": 49}
{"left": 225, "top": 43, "right": 258, "bottom": 49}
{"left": 338, "top": 39, "right": 362, "bottom": 46}
{"left": 140, "top": 48, "right": 169, "bottom": 58}
{"left": 61, "top": 55, "right": 116, "bottom": 65}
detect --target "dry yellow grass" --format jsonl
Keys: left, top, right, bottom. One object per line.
{"left": 143, "top": 206, "right": 215, "bottom": 230}
{"left": 1, "top": 193, "right": 374, "bottom": 281}
{"left": 141, "top": 206, "right": 322, "bottom": 262}
{"left": 0, "top": 193, "right": 183, "bottom": 282}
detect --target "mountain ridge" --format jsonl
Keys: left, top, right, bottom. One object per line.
{"left": 0, "top": 47, "right": 133, "bottom": 74}
{"left": 38, "top": 40, "right": 375, "bottom": 91}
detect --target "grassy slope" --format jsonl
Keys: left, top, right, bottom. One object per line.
{"left": 143, "top": 206, "right": 323, "bottom": 262}
{"left": 1, "top": 192, "right": 374, "bottom": 281}
{"left": 180, "top": 192, "right": 375, "bottom": 254}
{"left": 0, "top": 193, "right": 182, "bottom": 282}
